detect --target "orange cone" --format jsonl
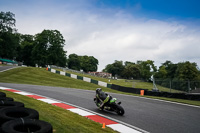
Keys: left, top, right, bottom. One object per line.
{"left": 140, "top": 90, "right": 144, "bottom": 96}
{"left": 102, "top": 123, "right": 106, "bottom": 129}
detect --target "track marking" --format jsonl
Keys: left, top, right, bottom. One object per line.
{"left": 68, "top": 108, "right": 95, "bottom": 116}
{"left": 0, "top": 67, "right": 18, "bottom": 72}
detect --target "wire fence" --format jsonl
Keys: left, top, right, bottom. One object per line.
{"left": 154, "top": 79, "right": 200, "bottom": 93}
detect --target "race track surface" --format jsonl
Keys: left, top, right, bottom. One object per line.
{"left": 0, "top": 83, "right": 200, "bottom": 133}
{"left": 0, "top": 66, "right": 18, "bottom": 72}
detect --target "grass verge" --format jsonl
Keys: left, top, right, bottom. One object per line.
{"left": 0, "top": 89, "right": 116, "bottom": 133}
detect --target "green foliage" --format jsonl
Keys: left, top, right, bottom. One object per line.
{"left": 32, "top": 30, "right": 67, "bottom": 67}
{"left": 154, "top": 65, "right": 167, "bottom": 79}
{"left": 0, "top": 11, "right": 19, "bottom": 59}
{"left": 68, "top": 54, "right": 99, "bottom": 72}
{"left": 162, "top": 60, "right": 178, "bottom": 79}
{"left": 0, "top": 11, "right": 16, "bottom": 33}
{"left": 79, "top": 55, "right": 98, "bottom": 72}
{"left": 103, "top": 60, "right": 124, "bottom": 77}
{"left": 17, "top": 34, "right": 35, "bottom": 66}
{"left": 137, "top": 60, "right": 157, "bottom": 80}
{"left": 175, "top": 61, "right": 199, "bottom": 80}
{"left": 68, "top": 53, "right": 81, "bottom": 70}
{"left": 103, "top": 60, "right": 157, "bottom": 80}
{"left": 0, "top": 32, "right": 20, "bottom": 59}
{"left": 121, "top": 64, "right": 141, "bottom": 79}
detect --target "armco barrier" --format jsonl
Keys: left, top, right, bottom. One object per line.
{"left": 146, "top": 91, "right": 200, "bottom": 101}
{"left": 111, "top": 84, "right": 148, "bottom": 94}
{"left": 111, "top": 84, "right": 200, "bottom": 101}
{"left": 77, "top": 76, "right": 83, "bottom": 80}
{"left": 91, "top": 79, "right": 98, "bottom": 85}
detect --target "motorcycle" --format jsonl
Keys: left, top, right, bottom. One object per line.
{"left": 94, "top": 95, "right": 125, "bottom": 116}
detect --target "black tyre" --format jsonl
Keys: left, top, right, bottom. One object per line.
{"left": 0, "top": 101, "right": 24, "bottom": 109}
{"left": 0, "top": 107, "right": 39, "bottom": 126}
{"left": 113, "top": 104, "right": 125, "bottom": 116}
{"left": 0, "top": 92, "right": 6, "bottom": 97}
{"left": 0, "top": 97, "right": 14, "bottom": 101}
{"left": 1, "top": 118, "right": 53, "bottom": 133}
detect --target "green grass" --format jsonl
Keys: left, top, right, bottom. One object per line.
{"left": 0, "top": 89, "right": 116, "bottom": 133}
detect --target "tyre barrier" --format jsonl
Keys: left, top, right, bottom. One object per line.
{"left": 0, "top": 101, "right": 24, "bottom": 109}
{"left": 1, "top": 118, "right": 53, "bottom": 133}
{"left": 0, "top": 92, "right": 6, "bottom": 97}
{"left": 0, "top": 91, "right": 53, "bottom": 132}
{"left": 0, "top": 97, "right": 14, "bottom": 101}
{"left": 0, "top": 107, "right": 39, "bottom": 127}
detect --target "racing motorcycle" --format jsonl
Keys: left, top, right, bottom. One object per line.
{"left": 94, "top": 95, "right": 125, "bottom": 116}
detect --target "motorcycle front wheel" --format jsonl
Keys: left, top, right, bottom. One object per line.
{"left": 113, "top": 104, "right": 125, "bottom": 116}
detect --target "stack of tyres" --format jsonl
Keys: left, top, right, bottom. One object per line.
{"left": 0, "top": 91, "right": 53, "bottom": 133}
{"left": 0, "top": 97, "right": 14, "bottom": 101}
{"left": 0, "top": 101, "right": 24, "bottom": 109}
{"left": 0, "top": 107, "right": 39, "bottom": 126}
{"left": 1, "top": 118, "right": 53, "bottom": 133}
{"left": 0, "top": 92, "right": 14, "bottom": 102}
{"left": 0, "top": 92, "right": 6, "bottom": 97}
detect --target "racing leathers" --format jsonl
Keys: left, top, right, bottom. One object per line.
{"left": 96, "top": 89, "right": 112, "bottom": 110}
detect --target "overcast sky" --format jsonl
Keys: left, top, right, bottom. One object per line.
{"left": 1, "top": 0, "right": 200, "bottom": 71}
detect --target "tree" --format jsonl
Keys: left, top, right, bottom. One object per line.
{"left": 124, "top": 61, "right": 135, "bottom": 66}
{"left": 175, "top": 61, "right": 199, "bottom": 81}
{"left": 162, "top": 60, "right": 177, "bottom": 79}
{"left": 154, "top": 65, "right": 167, "bottom": 79}
{"left": 32, "top": 30, "right": 67, "bottom": 67}
{"left": 121, "top": 64, "right": 141, "bottom": 79}
{"left": 0, "top": 11, "right": 16, "bottom": 33}
{"left": 0, "top": 32, "right": 20, "bottom": 59}
{"left": 0, "top": 11, "right": 19, "bottom": 59}
{"left": 137, "top": 60, "right": 157, "bottom": 80}
{"left": 17, "top": 34, "right": 35, "bottom": 66}
{"left": 103, "top": 60, "right": 124, "bottom": 77}
{"left": 67, "top": 54, "right": 81, "bottom": 70}
{"left": 79, "top": 56, "right": 98, "bottom": 72}
{"left": 67, "top": 54, "right": 99, "bottom": 72}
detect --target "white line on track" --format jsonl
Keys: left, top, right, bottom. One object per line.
{"left": 0, "top": 66, "right": 18, "bottom": 72}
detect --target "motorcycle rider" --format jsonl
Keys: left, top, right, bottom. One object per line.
{"left": 95, "top": 88, "right": 112, "bottom": 110}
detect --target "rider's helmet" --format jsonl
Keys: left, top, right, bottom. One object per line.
{"left": 96, "top": 88, "right": 102, "bottom": 94}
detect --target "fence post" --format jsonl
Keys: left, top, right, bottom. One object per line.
{"left": 188, "top": 80, "right": 190, "bottom": 93}
{"left": 170, "top": 79, "right": 172, "bottom": 93}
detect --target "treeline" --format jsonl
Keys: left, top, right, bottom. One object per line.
{"left": 0, "top": 11, "right": 99, "bottom": 72}
{"left": 67, "top": 54, "right": 98, "bottom": 72}
{"left": 103, "top": 60, "right": 200, "bottom": 82}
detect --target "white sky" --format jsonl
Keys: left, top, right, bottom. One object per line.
{"left": 1, "top": 0, "right": 200, "bottom": 71}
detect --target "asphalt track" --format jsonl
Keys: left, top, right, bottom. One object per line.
{"left": 0, "top": 83, "right": 200, "bottom": 133}
{"left": 0, "top": 65, "right": 18, "bottom": 72}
